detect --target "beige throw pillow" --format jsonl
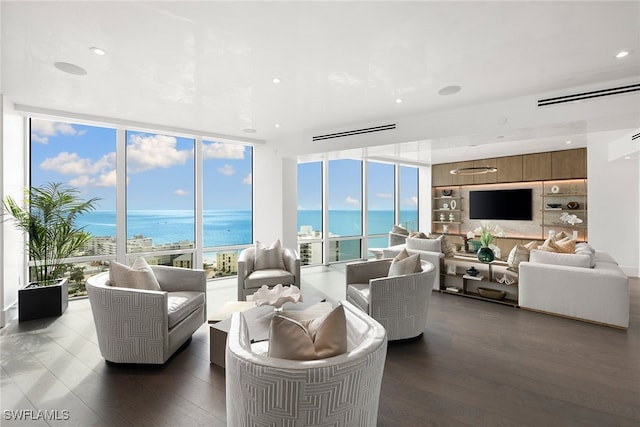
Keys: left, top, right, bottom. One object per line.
{"left": 268, "top": 304, "right": 347, "bottom": 360}
{"left": 406, "top": 236, "right": 441, "bottom": 252}
{"left": 392, "top": 224, "right": 409, "bottom": 236}
{"left": 109, "top": 257, "right": 161, "bottom": 291}
{"left": 507, "top": 245, "right": 530, "bottom": 271}
{"left": 254, "top": 239, "right": 286, "bottom": 270}
{"left": 408, "top": 231, "right": 428, "bottom": 239}
{"left": 388, "top": 249, "right": 421, "bottom": 276}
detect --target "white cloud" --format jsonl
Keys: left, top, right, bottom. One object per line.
{"left": 174, "top": 189, "right": 189, "bottom": 196}
{"left": 127, "top": 134, "right": 192, "bottom": 172}
{"left": 376, "top": 192, "right": 393, "bottom": 199}
{"left": 242, "top": 173, "right": 252, "bottom": 185}
{"left": 39, "top": 151, "right": 116, "bottom": 176}
{"left": 202, "top": 142, "right": 245, "bottom": 159}
{"left": 95, "top": 170, "right": 117, "bottom": 187}
{"left": 218, "top": 164, "right": 235, "bottom": 176}
{"left": 345, "top": 196, "right": 359, "bottom": 206}
{"left": 31, "top": 119, "right": 86, "bottom": 144}
{"left": 404, "top": 196, "right": 418, "bottom": 206}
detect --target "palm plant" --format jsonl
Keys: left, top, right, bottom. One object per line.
{"left": 2, "top": 182, "right": 100, "bottom": 286}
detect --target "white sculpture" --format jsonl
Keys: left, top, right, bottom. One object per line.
{"left": 253, "top": 284, "right": 303, "bottom": 309}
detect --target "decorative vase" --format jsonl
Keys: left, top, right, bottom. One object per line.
{"left": 477, "top": 247, "right": 495, "bottom": 263}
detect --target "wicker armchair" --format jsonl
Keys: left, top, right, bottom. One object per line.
{"left": 226, "top": 301, "right": 387, "bottom": 427}
{"left": 87, "top": 266, "right": 206, "bottom": 364}
{"left": 346, "top": 258, "right": 436, "bottom": 341}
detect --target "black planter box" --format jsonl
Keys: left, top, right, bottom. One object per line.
{"left": 18, "top": 278, "right": 68, "bottom": 322}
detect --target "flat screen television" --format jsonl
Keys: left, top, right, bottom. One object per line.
{"left": 469, "top": 188, "right": 532, "bottom": 220}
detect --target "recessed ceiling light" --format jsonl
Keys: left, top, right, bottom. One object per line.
{"left": 395, "top": 98, "right": 404, "bottom": 104}
{"left": 272, "top": 78, "right": 281, "bottom": 84}
{"left": 243, "top": 128, "right": 257, "bottom": 134}
{"left": 565, "top": 140, "right": 572, "bottom": 144}
{"left": 438, "top": 85, "right": 462, "bottom": 96}
{"left": 274, "top": 124, "right": 280, "bottom": 128}
{"left": 616, "top": 51, "right": 630, "bottom": 58}
{"left": 54, "top": 62, "right": 87, "bottom": 76}
{"left": 90, "top": 47, "right": 107, "bottom": 56}
{"left": 625, "top": 156, "right": 631, "bottom": 159}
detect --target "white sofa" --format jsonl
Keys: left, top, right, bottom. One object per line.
{"left": 519, "top": 246, "right": 629, "bottom": 329}
{"left": 382, "top": 236, "right": 444, "bottom": 290}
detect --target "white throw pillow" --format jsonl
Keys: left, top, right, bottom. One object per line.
{"left": 268, "top": 304, "right": 347, "bottom": 360}
{"left": 254, "top": 239, "right": 286, "bottom": 270}
{"left": 388, "top": 249, "right": 421, "bottom": 276}
{"left": 529, "top": 250, "right": 591, "bottom": 268}
{"left": 507, "top": 245, "right": 530, "bottom": 271}
{"left": 109, "top": 257, "right": 161, "bottom": 291}
{"left": 406, "top": 237, "right": 441, "bottom": 252}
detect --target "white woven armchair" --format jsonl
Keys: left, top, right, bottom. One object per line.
{"left": 346, "top": 259, "right": 436, "bottom": 341}
{"left": 237, "top": 245, "right": 300, "bottom": 301}
{"left": 226, "top": 301, "right": 387, "bottom": 427}
{"left": 87, "top": 265, "right": 206, "bottom": 364}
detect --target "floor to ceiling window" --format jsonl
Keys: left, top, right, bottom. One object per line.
{"left": 296, "top": 158, "right": 419, "bottom": 264}
{"left": 30, "top": 118, "right": 117, "bottom": 296}
{"left": 367, "top": 161, "right": 395, "bottom": 252}
{"left": 202, "top": 140, "right": 253, "bottom": 278}
{"left": 125, "top": 131, "right": 195, "bottom": 267}
{"left": 29, "top": 118, "right": 255, "bottom": 296}
{"left": 399, "top": 165, "right": 419, "bottom": 232}
{"left": 328, "top": 159, "right": 363, "bottom": 262}
{"left": 297, "top": 161, "right": 323, "bottom": 265}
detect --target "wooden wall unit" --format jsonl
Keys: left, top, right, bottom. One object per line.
{"left": 452, "top": 161, "right": 474, "bottom": 185}
{"left": 432, "top": 163, "right": 453, "bottom": 187}
{"left": 473, "top": 158, "right": 497, "bottom": 184}
{"left": 522, "top": 152, "right": 552, "bottom": 181}
{"left": 496, "top": 155, "right": 523, "bottom": 182}
{"left": 432, "top": 148, "right": 584, "bottom": 185}
{"left": 551, "top": 148, "right": 587, "bottom": 179}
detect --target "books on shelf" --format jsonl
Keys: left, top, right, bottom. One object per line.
{"left": 445, "top": 287, "right": 461, "bottom": 293}
{"left": 463, "top": 274, "right": 485, "bottom": 281}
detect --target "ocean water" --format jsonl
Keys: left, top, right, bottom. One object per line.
{"left": 78, "top": 209, "right": 417, "bottom": 253}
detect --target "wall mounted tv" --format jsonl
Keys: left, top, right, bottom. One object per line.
{"left": 469, "top": 188, "right": 533, "bottom": 220}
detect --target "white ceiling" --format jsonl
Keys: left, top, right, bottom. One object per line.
{"left": 2, "top": 1, "right": 639, "bottom": 163}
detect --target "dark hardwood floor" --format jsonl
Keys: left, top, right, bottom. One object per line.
{"left": 1, "top": 274, "right": 638, "bottom": 426}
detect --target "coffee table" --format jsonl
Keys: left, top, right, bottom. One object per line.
{"left": 209, "top": 295, "right": 329, "bottom": 368}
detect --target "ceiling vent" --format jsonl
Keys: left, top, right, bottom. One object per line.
{"left": 537, "top": 83, "right": 640, "bottom": 107}
{"left": 632, "top": 132, "right": 640, "bottom": 142}
{"left": 313, "top": 124, "right": 397, "bottom": 142}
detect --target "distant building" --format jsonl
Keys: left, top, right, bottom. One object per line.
{"left": 173, "top": 254, "right": 192, "bottom": 269}
{"left": 217, "top": 252, "right": 238, "bottom": 274}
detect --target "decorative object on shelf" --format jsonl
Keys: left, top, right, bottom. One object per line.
{"left": 450, "top": 200, "right": 457, "bottom": 210}
{"left": 550, "top": 185, "right": 560, "bottom": 194}
{"left": 442, "top": 203, "right": 449, "bottom": 209}
{"left": 559, "top": 212, "right": 583, "bottom": 225}
{"left": 441, "top": 189, "right": 452, "bottom": 197}
{"left": 477, "top": 247, "right": 495, "bottom": 263}
{"left": 466, "top": 266, "right": 479, "bottom": 276}
{"left": 497, "top": 274, "right": 516, "bottom": 285}
{"left": 448, "top": 213, "right": 455, "bottom": 222}
{"left": 469, "top": 221, "right": 504, "bottom": 262}
{"left": 566, "top": 201, "right": 580, "bottom": 210}
{"left": 546, "top": 203, "right": 562, "bottom": 209}
{"left": 442, "top": 224, "right": 449, "bottom": 234}
{"left": 447, "top": 264, "right": 457, "bottom": 275}
{"left": 445, "top": 286, "right": 461, "bottom": 293}
{"left": 253, "top": 284, "right": 303, "bottom": 312}
{"left": 439, "top": 213, "right": 445, "bottom": 221}
{"left": 450, "top": 166, "right": 497, "bottom": 175}
{"left": 477, "top": 287, "right": 507, "bottom": 300}
{"left": 468, "top": 240, "right": 482, "bottom": 252}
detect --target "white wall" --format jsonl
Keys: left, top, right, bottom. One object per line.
{"left": 1, "top": 95, "right": 26, "bottom": 327}
{"left": 252, "top": 144, "right": 285, "bottom": 247}
{"left": 588, "top": 130, "right": 639, "bottom": 277}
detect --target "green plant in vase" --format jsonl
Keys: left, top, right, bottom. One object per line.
{"left": 472, "top": 221, "right": 504, "bottom": 263}
{"left": 2, "top": 182, "right": 99, "bottom": 321}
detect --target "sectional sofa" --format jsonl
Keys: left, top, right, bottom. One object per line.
{"left": 519, "top": 244, "right": 629, "bottom": 329}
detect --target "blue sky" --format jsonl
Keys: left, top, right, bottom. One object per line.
{"left": 30, "top": 119, "right": 252, "bottom": 210}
